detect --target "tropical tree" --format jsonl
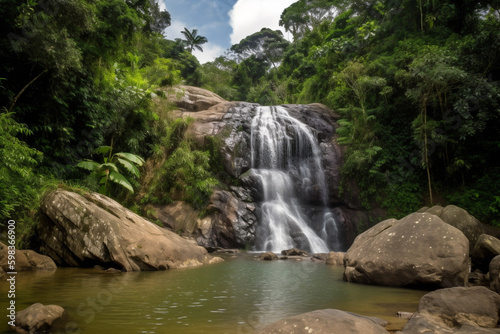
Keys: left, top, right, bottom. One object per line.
{"left": 180, "top": 28, "right": 208, "bottom": 53}
{"left": 230, "top": 28, "right": 290, "bottom": 69}
{"left": 77, "top": 146, "right": 145, "bottom": 196}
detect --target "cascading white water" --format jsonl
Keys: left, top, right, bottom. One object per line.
{"left": 251, "top": 106, "right": 340, "bottom": 253}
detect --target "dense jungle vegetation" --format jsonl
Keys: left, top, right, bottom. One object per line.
{"left": 1, "top": 0, "right": 499, "bottom": 241}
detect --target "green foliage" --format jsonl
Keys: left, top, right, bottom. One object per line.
{"left": 144, "top": 142, "right": 218, "bottom": 208}
{"left": 446, "top": 172, "right": 500, "bottom": 226}
{"left": 0, "top": 110, "right": 42, "bottom": 220}
{"left": 77, "top": 146, "right": 144, "bottom": 196}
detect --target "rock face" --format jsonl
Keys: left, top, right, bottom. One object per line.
{"left": 39, "top": 190, "right": 217, "bottom": 271}
{"left": 420, "top": 205, "right": 484, "bottom": 251}
{"left": 10, "top": 303, "right": 68, "bottom": 334}
{"left": 147, "top": 190, "right": 257, "bottom": 250}
{"left": 256, "top": 309, "right": 390, "bottom": 334}
{"left": 0, "top": 243, "right": 56, "bottom": 272}
{"left": 162, "top": 97, "right": 356, "bottom": 250}
{"left": 344, "top": 213, "right": 469, "bottom": 288}
{"left": 472, "top": 234, "right": 500, "bottom": 272}
{"left": 164, "top": 85, "right": 226, "bottom": 112}
{"left": 399, "top": 287, "right": 500, "bottom": 333}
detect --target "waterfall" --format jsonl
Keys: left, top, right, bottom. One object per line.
{"left": 251, "top": 106, "right": 340, "bottom": 253}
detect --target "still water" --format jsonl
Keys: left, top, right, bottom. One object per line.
{"left": 1, "top": 254, "right": 427, "bottom": 333}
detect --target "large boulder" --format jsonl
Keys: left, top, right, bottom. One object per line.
{"left": 256, "top": 309, "right": 390, "bottom": 334}
{"left": 344, "top": 213, "right": 469, "bottom": 288}
{"left": 0, "top": 243, "right": 56, "bottom": 272}
{"left": 421, "top": 205, "right": 484, "bottom": 251}
{"left": 164, "top": 85, "right": 226, "bottom": 112}
{"left": 10, "top": 303, "right": 68, "bottom": 334}
{"left": 399, "top": 287, "right": 500, "bottom": 334}
{"left": 39, "top": 190, "right": 218, "bottom": 271}
{"left": 472, "top": 234, "right": 500, "bottom": 272}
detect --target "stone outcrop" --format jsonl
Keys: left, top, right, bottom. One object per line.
{"left": 0, "top": 242, "right": 56, "bottom": 272}
{"left": 472, "top": 234, "right": 500, "bottom": 272}
{"left": 39, "top": 190, "right": 219, "bottom": 271}
{"left": 10, "top": 303, "right": 68, "bottom": 334}
{"left": 256, "top": 309, "right": 390, "bottom": 334}
{"left": 399, "top": 287, "right": 500, "bottom": 333}
{"left": 344, "top": 213, "right": 469, "bottom": 288}
{"left": 146, "top": 190, "right": 257, "bottom": 250}
{"left": 259, "top": 252, "right": 279, "bottom": 261}
{"left": 326, "top": 251, "right": 345, "bottom": 265}
{"left": 281, "top": 248, "right": 308, "bottom": 256}
{"left": 420, "top": 205, "right": 484, "bottom": 251}
{"left": 164, "top": 85, "right": 226, "bottom": 112}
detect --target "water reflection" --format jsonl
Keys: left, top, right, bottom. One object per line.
{"left": 0, "top": 254, "right": 426, "bottom": 333}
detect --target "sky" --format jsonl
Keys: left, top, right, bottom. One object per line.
{"left": 160, "top": 0, "right": 297, "bottom": 64}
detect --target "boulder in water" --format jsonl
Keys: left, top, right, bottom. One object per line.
{"left": 399, "top": 287, "right": 500, "bottom": 334}
{"left": 281, "top": 248, "right": 308, "bottom": 256}
{"left": 39, "top": 190, "right": 218, "bottom": 271}
{"left": 10, "top": 303, "right": 68, "bottom": 334}
{"left": 256, "top": 309, "right": 390, "bottom": 334}
{"left": 259, "top": 252, "right": 278, "bottom": 261}
{"left": 0, "top": 242, "right": 56, "bottom": 272}
{"left": 326, "top": 251, "right": 345, "bottom": 265}
{"left": 344, "top": 213, "right": 469, "bottom": 288}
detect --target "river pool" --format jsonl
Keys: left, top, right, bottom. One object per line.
{"left": 1, "top": 253, "right": 427, "bottom": 333}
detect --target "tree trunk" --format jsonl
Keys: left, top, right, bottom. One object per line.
{"left": 423, "top": 101, "right": 433, "bottom": 205}
{"left": 8, "top": 69, "right": 47, "bottom": 112}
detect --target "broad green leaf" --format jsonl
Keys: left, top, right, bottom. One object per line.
{"left": 114, "top": 152, "right": 145, "bottom": 166}
{"left": 108, "top": 171, "right": 134, "bottom": 193}
{"left": 116, "top": 157, "right": 139, "bottom": 177}
{"left": 101, "top": 163, "right": 119, "bottom": 173}
{"left": 99, "top": 176, "right": 107, "bottom": 184}
{"left": 76, "top": 160, "right": 100, "bottom": 172}
{"left": 94, "top": 146, "right": 112, "bottom": 155}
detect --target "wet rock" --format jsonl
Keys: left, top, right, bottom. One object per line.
{"left": 344, "top": 213, "right": 469, "bottom": 288}
{"left": 39, "top": 190, "right": 214, "bottom": 271}
{"left": 259, "top": 252, "right": 278, "bottom": 261}
{"left": 256, "top": 309, "right": 390, "bottom": 334}
{"left": 312, "top": 253, "right": 329, "bottom": 262}
{"left": 0, "top": 242, "right": 56, "bottom": 272}
{"left": 472, "top": 234, "right": 500, "bottom": 272}
{"left": 10, "top": 303, "right": 68, "bottom": 334}
{"left": 281, "top": 248, "right": 308, "bottom": 256}
{"left": 204, "top": 190, "right": 257, "bottom": 249}
{"left": 399, "top": 287, "right": 500, "bottom": 334}
{"left": 326, "top": 251, "right": 345, "bottom": 265}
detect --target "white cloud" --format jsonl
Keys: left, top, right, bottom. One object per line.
{"left": 229, "top": 0, "right": 296, "bottom": 45}
{"left": 165, "top": 19, "right": 187, "bottom": 41}
{"left": 193, "top": 43, "right": 225, "bottom": 64}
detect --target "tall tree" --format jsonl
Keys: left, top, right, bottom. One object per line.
{"left": 230, "top": 28, "right": 290, "bottom": 68}
{"left": 180, "top": 28, "right": 208, "bottom": 53}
